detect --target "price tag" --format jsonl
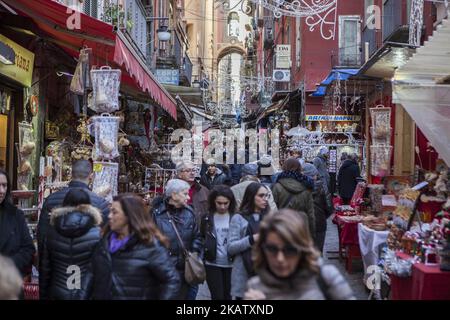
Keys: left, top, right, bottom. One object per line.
{"left": 93, "top": 163, "right": 103, "bottom": 172}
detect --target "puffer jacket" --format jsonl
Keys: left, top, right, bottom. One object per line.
{"left": 152, "top": 198, "right": 203, "bottom": 273}
{"left": 38, "top": 181, "right": 109, "bottom": 260}
{"left": 272, "top": 177, "right": 316, "bottom": 236}
{"left": 39, "top": 204, "right": 102, "bottom": 300}
{"left": 247, "top": 260, "right": 355, "bottom": 300}
{"left": 90, "top": 233, "right": 181, "bottom": 300}
{"left": 200, "top": 168, "right": 229, "bottom": 190}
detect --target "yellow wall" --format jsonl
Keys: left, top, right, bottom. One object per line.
{"left": 0, "top": 115, "right": 8, "bottom": 169}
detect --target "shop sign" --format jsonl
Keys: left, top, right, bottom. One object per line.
{"left": 155, "top": 69, "right": 179, "bottom": 85}
{"left": 276, "top": 45, "right": 291, "bottom": 69}
{"left": 305, "top": 115, "right": 361, "bottom": 121}
{"left": 0, "top": 34, "right": 35, "bottom": 87}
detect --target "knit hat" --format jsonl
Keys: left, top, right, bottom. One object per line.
{"left": 258, "top": 154, "right": 272, "bottom": 166}
{"left": 241, "top": 163, "right": 258, "bottom": 177}
{"left": 302, "top": 163, "right": 319, "bottom": 179}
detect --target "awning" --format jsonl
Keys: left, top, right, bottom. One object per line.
{"left": 311, "top": 69, "right": 359, "bottom": 97}
{"left": 2, "top": 0, "right": 177, "bottom": 119}
{"left": 358, "top": 43, "right": 415, "bottom": 80}
{"left": 393, "top": 10, "right": 450, "bottom": 165}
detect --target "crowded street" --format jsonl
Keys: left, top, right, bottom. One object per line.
{"left": 0, "top": 0, "right": 450, "bottom": 302}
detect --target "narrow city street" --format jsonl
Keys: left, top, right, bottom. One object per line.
{"left": 0, "top": 0, "right": 449, "bottom": 304}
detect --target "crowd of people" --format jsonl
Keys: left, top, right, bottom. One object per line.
{"left": 0, "top": 147, "right": 363, "bottom": 300}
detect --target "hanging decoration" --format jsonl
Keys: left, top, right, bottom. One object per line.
{"left": 409, "top": 0, "right": 424, "bottom": 47}
{"left": 215, "top": 0, "right": 338, "bottom": 40}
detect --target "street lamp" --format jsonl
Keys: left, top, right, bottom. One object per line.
{"left": 146, "top": 17, "right": 171, "bottom": 43}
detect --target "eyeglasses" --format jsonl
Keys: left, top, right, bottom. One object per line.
{"left": 262, "top": 244, "right": 299, "bottom": 258}
{"left": 181, "top": 168, "right": 197, "bottom": 173}
{"left": 257, "top": 193, "right": 271, "bottom": 200}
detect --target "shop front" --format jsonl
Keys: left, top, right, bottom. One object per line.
{"left": 0, "top": 32, "right": 34, "bottom": 183}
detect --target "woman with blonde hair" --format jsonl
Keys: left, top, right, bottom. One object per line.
{"left": 245, "top": 209, "right": 354, "bottom": 300}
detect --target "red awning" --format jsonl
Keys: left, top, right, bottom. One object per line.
{"left": 3, "top": 0, "right": 177, "bottom": 119}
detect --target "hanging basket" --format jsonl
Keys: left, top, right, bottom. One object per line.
{"left": 90, "top": 114, "right": 120, "bottom": 160}
{"left": 370, "top": 145, "right": 393, "bottom": 177}
{"left": 92, "top": 161, "right": 119, "bottom": 203}
{"left": 90, "top": 66, "right": 121, "bottom": 113}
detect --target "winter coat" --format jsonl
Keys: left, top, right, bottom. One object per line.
{"left": 39, "top": 204, "right": 102, "bottom": 300}
{"left": 247, "top": 261, "right": 355, "bottom": 300}
{"left": 313, "top": 155, "right": 330, "bottom": 190}
{"left": 337, "top": 159, "right": 361, "bottom": 199}
{"left": 190, "top": 182, "right": 210, "bottom": 224}
{"left": 90, "top": 232, "right": 180, "bottom": 300}
{"left": 231, "top": 181, "right": 277, "bottom": 212}
{"left": 312, "top": 180, "right": 333, "bottom": 252}
{"left": 0, "top": 202, "right": 35, "bottom": 276}
{"left": 272, "top": 178, "right": 316, "bottom": 236}
{"left": 200, "top": 169, "right": 229, "bottom": 190}
{"left": 38, "top": 181, "right": 109, "bottom": 258}
{"left": 152, "top": 199, "right": 203, "bottom": 273}
{"left": 200, "top": 212, "right": 233, "bottom": 264}
{"left": 227, "top": 213, "right": 264, "bottom": 298}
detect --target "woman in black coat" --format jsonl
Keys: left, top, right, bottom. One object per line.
{"left": 39, "top": 188, "right": 102, "bottom": 300}
{"left": 337, "top": 154, "right": 361, "bottom": 204}
{"left": 91, "top": 194, "right": 180, "bottom": 300}
{"left": 0, "top": 169, "right": 35, "bottom": 276}
{"left": 152, "top": 179, "right": 203, "bottom": 300}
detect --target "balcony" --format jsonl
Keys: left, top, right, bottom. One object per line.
{"left": 56, "top": 0, "right": 148, "bottom": 59}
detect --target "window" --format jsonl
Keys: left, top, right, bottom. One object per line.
{"left": 228, "top": 12, "right": 240, "bottom": 37}
{"left": 339, "top": 16, "right": 361, "bottom": 66}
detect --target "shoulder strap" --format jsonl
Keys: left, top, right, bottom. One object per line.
{"left": 166, "top": 212, "right": 188, "bottom": 255}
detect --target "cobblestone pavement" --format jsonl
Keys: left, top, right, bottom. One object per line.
{"left": 197, "top": 218, "right": 368, "bottom": 300}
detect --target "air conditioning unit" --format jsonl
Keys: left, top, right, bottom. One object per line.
{"left": 273, "top": 69, "right": 290, "bottom": 82}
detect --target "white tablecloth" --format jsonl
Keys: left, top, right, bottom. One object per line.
{"left": 358, "top": 223, "right": 389, "bottom": 283}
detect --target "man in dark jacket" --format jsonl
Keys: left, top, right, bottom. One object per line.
{"left": 337, "top": 153, "right": 361, "bottom": 204}
{"left": 200, "top": 159, "right": 228, "bottom": 190}
{"left": 176, "top": 160, "right": 209, "bottom": 222}
{"left": 37, "top": 160, "right": 109, "bottom": 260}
{"left": 39, "top": 198, "right": 102, "bottom": 300}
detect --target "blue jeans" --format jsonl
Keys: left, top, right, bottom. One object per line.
{"left": 187, "top": 284, "right": 199, "bottom": 300}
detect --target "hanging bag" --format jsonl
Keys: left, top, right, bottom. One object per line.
{"left": 167, "top": 212, "right": 206, "bottom": 285}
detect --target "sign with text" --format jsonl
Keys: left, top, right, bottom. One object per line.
{"left": 276, "top": 44, "right": 291, "bottom": 69}
{"left": 306, "top": 115, "right": 361, "bottom": 122}
{"left": 0, "top": 34, "right": 35, "bottom": 87}
{"left": 155, "top": 69, "right": 179, "bottom": 85}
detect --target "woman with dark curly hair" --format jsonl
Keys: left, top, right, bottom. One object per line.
{"left": 244, "top": 209, "right": 354, "bottom": 300}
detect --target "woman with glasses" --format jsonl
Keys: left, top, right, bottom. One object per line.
{"left": 244, "top": 209, "right": 355, "bottom": 300}
{"left": 227, "top": 182, "right": 271, "bottom": 300}
{"left": 200, "top": 185, "right": 237, "bottom": 300}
